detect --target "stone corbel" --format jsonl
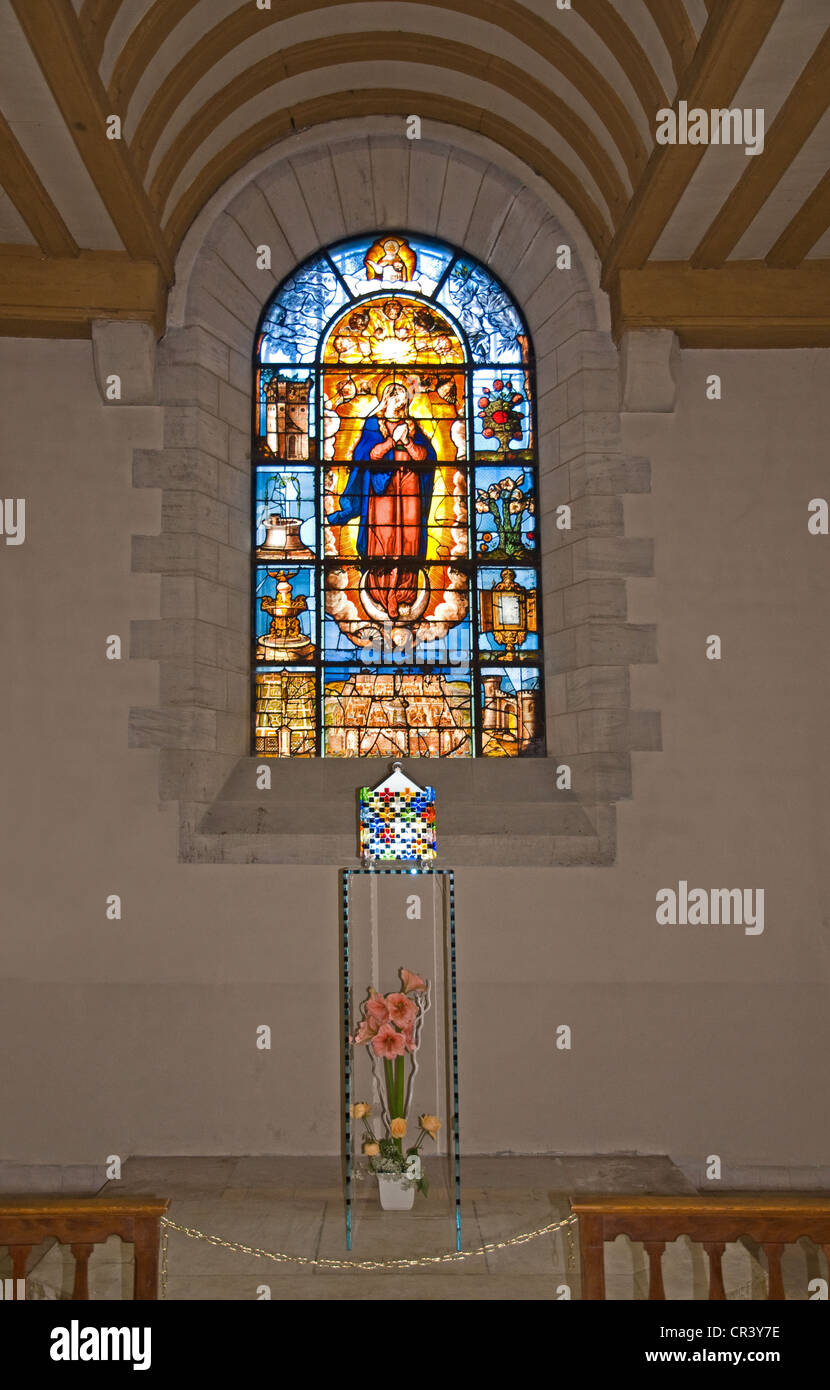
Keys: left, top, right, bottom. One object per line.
{"left": 92, "top": 320, "right": 157, "bottom": 405}
{"left": 620, "top": 329, "right": 678, "bottom": 413}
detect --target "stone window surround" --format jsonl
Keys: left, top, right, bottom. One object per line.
{"left": 116, "top": 119, "right": 660, "bottom": 866}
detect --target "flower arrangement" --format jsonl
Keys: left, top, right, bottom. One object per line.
{"left": 352, "top": 966, "right": 441, "bottom": 1197}
{"left": 477, "top": 377, "right": 526, "bottom": 454}
{"left": 475, "top": 473, "right": 535, "bottom": 560}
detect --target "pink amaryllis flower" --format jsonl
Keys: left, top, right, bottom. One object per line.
{"left": 386, "top": 992, "right": 417, "bottom": 1029}
{"left": 365, "top": 991, "right": 391, "bottom": 1026}
{"left": 400, "top": 1023, "right": 417, "bottom": 1053}
{"left": 354, "top": 1017, "right": 380, "bottom": 1045}
{"left": 371, "top": 1022, "right": 406, "bottom": 1059}
{"left": 400, "top": 968, "right": 426, "bottom": 995}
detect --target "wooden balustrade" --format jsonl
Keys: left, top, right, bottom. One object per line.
{"left": 0, "top": 1196, "right": 169, "bottom": 1300}
{"left": 571, "top": 1194, "right": 830, "bottom": 1300}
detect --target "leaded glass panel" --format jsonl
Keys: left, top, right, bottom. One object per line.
{"left": 252, "top": 233, "right": 545, "bottom": 756}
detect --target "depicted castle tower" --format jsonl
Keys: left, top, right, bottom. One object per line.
{"left": 265, "top": 374, "right": 310, "bottom": 459}
{"left": 481, "top": 674, "right": 541, "bottom": 755}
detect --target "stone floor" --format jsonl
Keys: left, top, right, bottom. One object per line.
{"left": 5, "top": 1156, "right": 828, "bottom": 1301}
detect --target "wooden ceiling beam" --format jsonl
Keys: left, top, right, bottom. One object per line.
{"left": 3, "top": 251, "right": 825, "bottom": 347}
{"left": 0, "top": 109, "right": 79, "bottom": 256}
{"left": 642, "top": 0, "right": 698, "bottom": 84}
{"left": 149, "top": 33, "right": 631, "bottom": 227}
{"left": 128, "top": 0, "right": 646, "bottom": 186}
{"left": 691, "top": 27, "right": 830, "bottom": 267}
{"left": 79, "top": 0, "right": 123, "bottom": 68}
{"left": 163, "top": 87, "right": 614, "bottom": 260}
{"left": 601, "top": 0, "right": 785, "bottom": 288}
{"left": 110, "top": 0, "right": 200, "bottom": 111}
{"left": 573, "top": 0, "right": 668, "bottom": 123}
{"left": 611, "top": 260, "right": 830, "bottom": 347}
{"left": 766, "top": 168, "right": 830, "bottom": 267}
{"left": 0, "top": 248, "right": 166, "bottom": 337}
{"left": 10, "top": 0, "right": 172, "bottom": 280}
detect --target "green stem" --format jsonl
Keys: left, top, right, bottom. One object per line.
{"left": 392, "top": 1055, "right": 405, "bottom": 1156}
{"left": 384, "top": 1058, "right": 395, "bottom": 1119}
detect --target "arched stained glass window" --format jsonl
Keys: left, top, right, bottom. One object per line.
{"left": 252, "top": 233, "right": 545, "bottom": 758}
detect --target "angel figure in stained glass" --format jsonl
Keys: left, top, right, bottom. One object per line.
{"left": 364, "top": 236, "right": 417, "bottom": 282}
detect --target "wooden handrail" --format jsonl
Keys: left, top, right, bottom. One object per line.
{"left": 0, "top": 1196, "right": 169, "bottom": 1300}
{"left": 571, "top": 1194, "right": 830, "bottom": 1300}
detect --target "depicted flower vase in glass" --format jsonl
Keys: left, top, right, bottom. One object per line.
{"left": 352, "top": 966, "right": 441, "bottom": 1211}
{"left": 475, "top": 474, "right": 534, "bottom": 561}
{"left": 477, "top": 378, "right": 526, "bottom": 455}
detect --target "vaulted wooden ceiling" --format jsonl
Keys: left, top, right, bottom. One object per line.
{"left": 0, "top": 0, "right": 828, "bottom": 345}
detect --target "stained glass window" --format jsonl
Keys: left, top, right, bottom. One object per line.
{"left": 252, "top": 233, "right": 545, "bottom": 758}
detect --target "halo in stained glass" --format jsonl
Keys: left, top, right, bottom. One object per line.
{"left": 321, "top": 367, "right": 469, "bottom": 481}
{"left": 322, "top": 296, "right": 465, "bottom": 367}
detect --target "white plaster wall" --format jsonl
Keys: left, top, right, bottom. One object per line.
{"left": 1, "top": 339, "right": 828, "bottom": 1166}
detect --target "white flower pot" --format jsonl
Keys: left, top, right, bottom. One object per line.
{"left": 377, "top": 1174, "right": 415, "bottom": 1211}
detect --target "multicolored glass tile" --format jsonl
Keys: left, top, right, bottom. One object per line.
{"left": 359, "top": 766, "right": 437, "bottom": 861}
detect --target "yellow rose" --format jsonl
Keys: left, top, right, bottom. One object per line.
{"left": 363, "top": 1142, "right": 380, "bottom": 1156}
{"left": 389, "top": 1117, "right": 407, "bottom": 1139}
{"left": 351, "top": 1102, "right": 371, "bottom": 1120}
{"left": 420, "top": 1114, "right": 441, "bottom": 1139}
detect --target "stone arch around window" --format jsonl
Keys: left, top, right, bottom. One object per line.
{"left": 129, "top": 123, "right": 661, "bottom": 866}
